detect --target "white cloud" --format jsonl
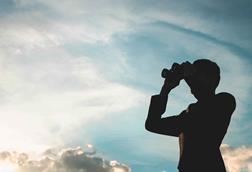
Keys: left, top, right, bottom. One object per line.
{"left": 221, "top": 144, "right": 252, "bottom": 172}
{"left": 7, "top": 0, "right": 251, "bottom": 50}
{"left": 0, "top": 42, "right": 147, "bottom": 150}
{"left": 0, "top": 0, "right": 148, "bottom": 153}
{"left": 0, "top": 144, "right": 131, "bottom": 172}
{"left": 7, "top": 0, "right": 136, "bottom": 45}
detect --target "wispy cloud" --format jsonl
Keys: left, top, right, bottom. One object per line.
{"left": 0, "top": 48, "right": 146, "bottom": 150}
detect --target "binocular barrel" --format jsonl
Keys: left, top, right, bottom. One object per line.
{"left": 161, "top": 68, "right": 169, "bottom": 78}
{"left": 161, "top": 63, "right": 181, "bottom": 78}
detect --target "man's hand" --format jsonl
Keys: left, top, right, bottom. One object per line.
{"left": 160, "top": 70, "right": 180, "bottom": 95}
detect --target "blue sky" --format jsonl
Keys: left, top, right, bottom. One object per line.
{"left": 0, "top": 0, "right": 251, "bottom": 171}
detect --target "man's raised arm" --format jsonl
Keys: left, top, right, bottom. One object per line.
{"left": 145, "top": 75, "right": 186, "bottom": 137}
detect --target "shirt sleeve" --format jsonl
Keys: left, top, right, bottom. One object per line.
{"left": 145, "top": 94, "right": 188, "bottom": 137}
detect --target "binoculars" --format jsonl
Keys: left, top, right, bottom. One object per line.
{"left": 161, "top": 61, "right": 196, "bottom": 80}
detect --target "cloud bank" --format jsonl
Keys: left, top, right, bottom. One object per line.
{"left": 0, "top": 144, "right": 130, "bottom": 172}
{"left": 1, "top": 144, "right": 252, "bottom": 172}
{"left": 221, "top": 144, "right": 252, "bottom": 172}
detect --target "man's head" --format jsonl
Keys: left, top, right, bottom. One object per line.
{"left": 185, "top": 59, "right": 220, "bottom": 100}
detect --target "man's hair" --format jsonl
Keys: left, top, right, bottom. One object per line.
{"left": 193, "top": 59, "right": 220, "bottom": 91}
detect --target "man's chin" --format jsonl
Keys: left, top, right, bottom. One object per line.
{"left": 191, "top": 89, "right": 200, "bottom": 100}
{"left": 191, "top": 89, "right": 196, "bottom": 96}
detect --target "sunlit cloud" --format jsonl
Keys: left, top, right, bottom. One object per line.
{"left": 0, "top": 144, "right": 131, "bottom": 172}
{"left": 0, "top": 47, "right": 147, "bottom": 150}
{"left": 221, "top": 144, "right": 252, "bottom": 172}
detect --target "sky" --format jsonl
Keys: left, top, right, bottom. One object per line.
{"left": 0, "top": 0, "right": 252, "bottom": 171}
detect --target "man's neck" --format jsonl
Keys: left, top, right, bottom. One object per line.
{"left": 197, "top": 91, "right": 215, "bottom": 103}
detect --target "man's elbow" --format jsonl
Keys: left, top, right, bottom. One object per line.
{"left": 145, "top": 119, "right": 151, "bottom": 131}
{"left": 145, "top": 119, "right": 157, "bottom": 132}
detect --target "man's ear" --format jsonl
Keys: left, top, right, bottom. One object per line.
{"left": 197, "top": 73, "right": 216, "bottom": 91}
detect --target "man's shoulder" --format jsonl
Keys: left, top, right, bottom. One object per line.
{"left": 215, "top": 92, "right": 236, "bottom": 103}
{"left": 215, "top": 92, "right": 236, "bottom": 112}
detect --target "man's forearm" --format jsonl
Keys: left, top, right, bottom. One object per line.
{"left": 160, "top": 85, "right": 172, "bottom": 96}
{"left": 147, "top": 85, "right": 172, "bottom": 120}
{"left": 145, "top": 93, "right": 168, "bottom": 132}
{"left": 145, "top": 88, "right": 185, "bottom": 137}
{"left": 146, "top": 84, "right": 173, "bottom": 124}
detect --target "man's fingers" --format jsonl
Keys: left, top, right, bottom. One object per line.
{"left": 182, "top": 62, "right": 195, "bottom": 77}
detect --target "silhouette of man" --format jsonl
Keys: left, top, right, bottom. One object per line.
{"left": 145, "top": 59, "right": 236, "bottom": 172}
